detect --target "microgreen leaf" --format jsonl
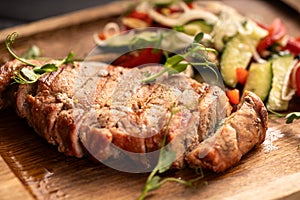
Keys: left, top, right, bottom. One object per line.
{"left": 6, "top": 32, "right": 74, "bottom": 84}
{"left": 167, "top": 63, "right": 188, "bottom": 76}
{"left": 194, "top": 32, "right": 204, "bottom": 43}
{"left": 20, "top": 68, "right": 40, "bottom": 81}
{"left": 146, "top": 176, "right": 161, "bottom": 191}
{"left": 141, "top": 32, "right": 218, "bottom": 84}
{"left": 157, "top": 149, "right": 176, "bottom": 174}
{"left": 62, "top": 52, "right": 75, "bottom": 64}
{"left": 165, "top": 54, "right": 185, "bottom": 68}
{"left": 285, "top": 112, "right": 300, "bottom": 123}
{"left": 5, "top": 32, "right": 38, "bottom": 67}
{"left": 138, "top": 105, "right": 204, "bottom": 200}
{"left": 34, "top": 64, "right": 58, "bottom": 74}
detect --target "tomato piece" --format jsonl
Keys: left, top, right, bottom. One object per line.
{"left": 112, "top": 48, "right": 163, "bottom": 68}
{"left": 296, "top": 66, "right": 300, "bottom": 97}
{"left": 129, "top": 11, "right": 152, "bottom": 25}
{"left": 226, "top": 89, "right": 240, "bottom": 105}
{"left": 257, "top": 18, "right": 287, "bottom": 54}
{"left": 98, "top": 33, "right": 106, "bottom": 40}
{"left": 282, "top": 37, "right": 300, "bottom": 55}
{"left": 236, "top": 68, "right": 249, "bottom": 85}
{"left": 187, "top": 3, "right": 194, "bottom": 9}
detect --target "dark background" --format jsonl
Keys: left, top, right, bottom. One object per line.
{"left": 0, "top": 0, "right": 114, "bottom": 29}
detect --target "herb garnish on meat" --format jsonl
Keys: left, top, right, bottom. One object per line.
{"left": 6, "top": 32, "right": 74, "bottom": 84}
{"left": 142, "top": 32, "right": 218, "bottom": 83}
{"left": 138, "top": 104, "right": 204, "bottom": 200}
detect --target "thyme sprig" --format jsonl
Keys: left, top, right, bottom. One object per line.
{"left": 6, "top": 32, "right": 74, "bottom": 84}
{"left": 138, "top": 105, "right": 204, "bottom": 200}
{"left": 142, "top": 32, "right": 218, "bottom": 83}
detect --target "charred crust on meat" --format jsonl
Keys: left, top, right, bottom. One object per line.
{"left": 0, "top": 60, "right": 268, "bottom": 173}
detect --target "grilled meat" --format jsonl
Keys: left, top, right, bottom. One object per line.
{"left": 186, "top": 91, "right": 267, "bottom": 172}
{"left": 0, "top": 60, "right": 267, "bottom": 172}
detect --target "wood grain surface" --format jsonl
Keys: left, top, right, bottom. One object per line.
{"left": 0, "top": 156, "right": 32, "bottom": 200}
{"left": 0, "top": 1, "right": 300, "bottom": 200}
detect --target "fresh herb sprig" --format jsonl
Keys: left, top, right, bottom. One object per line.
{"left": 142, "top": 32, "right": 218, "bottom": 83}
{"left": 6, "top": 32, "right": 74, "bottom": 84}
{"left": 268, "top": 108, "right": 300, "bottom": 124}
{"left": 138, "top": 105, "right": 204, "bottom": 200}
{"left": 285, "top": 112, "right": 300, "bottom": 124}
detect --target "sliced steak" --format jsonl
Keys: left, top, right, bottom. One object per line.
{"left": 0, "top": 60, "right": 267, "bottom": 172}
{"left": 186, "top": 91, "right": 268, "bottom": 172}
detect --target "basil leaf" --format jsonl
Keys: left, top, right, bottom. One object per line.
{"left": 286, "top": 112, "right": 300, "bottom": 123}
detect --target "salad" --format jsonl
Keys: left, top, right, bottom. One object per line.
{"left": 94, "top": 0, "right": 300, "bottom": 112}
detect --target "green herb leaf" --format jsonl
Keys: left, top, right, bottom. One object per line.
{"left": 285, "top": 112, "right": 300, "bottom": 123}
{"left": 139, "top": 105, "right": 205, "bottom": 200}
{"left": 34, "top": 64, "right": 58, "bottom": 74}
{"left": 167, "top": 63, "right": 188, "bottom": 76}
{"left": 146, "top": 176, "right": 161, "bottom": 191}
{"left": 6, "top": 32, "right": 74, "bottom": 85}
{"left": 165, "top": 54, "right": 185, "bottom": 68}
{"left": 141, "top": 32, "right": 218, "bottom": 83}
{"left": 194, "top": 32, "right": 204, "bottom": 43}
{"left": 173, "top": 25, "right": 184, "bottom": 32}
{"left": 5, "top": 32, "right": 38, "bottom": 67}
{"left": 62, "top": 52, "right": 75, "bottom": 64}
{"left": 20, "top": 68, "right": 40, "bottom": 81}
{"left": 157, "top": 149, "right": 176, "bottom": 174}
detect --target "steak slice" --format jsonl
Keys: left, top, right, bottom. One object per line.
{"left": 186, "top": 91, "right": 268, "bottom": 172}
{"left": 0, "top": 60, "right": 267, "bottom": 172}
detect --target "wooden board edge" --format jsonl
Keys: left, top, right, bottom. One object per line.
{"left": 0, "top": 0, "right": 133, "bottom": 42}
{"left": 280, "top": 0, "right": 300, "bottom": 13}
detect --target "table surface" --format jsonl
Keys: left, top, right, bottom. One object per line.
{"left": 0, "top": 1, "right": 300, "bottom": 200}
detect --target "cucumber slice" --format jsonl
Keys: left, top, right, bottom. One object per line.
{"left": 220, "top": 34, "right": 255, "bottom": 87}
{"left": 243, "top": 62, "right": 272, "bottom": 101}
{"left": 267, "top": 54, "right": 294, "bottom": 111}
{"left": 183, "top": 20, "right": 213, "bottom": 35}
{"left": 220, "top": 20, "right": 268, "bottom": 88}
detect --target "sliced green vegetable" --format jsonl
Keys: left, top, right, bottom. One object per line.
{"left": 243, "top": 61, "right": 272, "bottom": 101}
{"left": 220, "top": 20, "right": 268, "bottom": 88}
{"left": 267, "top": 54, "right": 294, "bottom": 111}
{"left": 182, "top": 20, "right": 213, "bottom": 36}
{"left": 220, "top": 34, "right": 254, "bottom": 87}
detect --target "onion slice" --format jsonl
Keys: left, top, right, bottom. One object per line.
{"left": 148, "top": 3, "right": 218, "bottom": 27}
{"left": 93, "top": 22, "right": 121, "bottom": 46}
{"left": 281, "top": 59, "right": 298, "bottom": 101}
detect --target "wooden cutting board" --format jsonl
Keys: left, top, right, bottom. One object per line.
{"left": 0, "top": 1, "right": 300, "bottom": 199}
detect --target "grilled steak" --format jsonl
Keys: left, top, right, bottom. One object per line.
{"left": 186, "top": 91, "right": 267, "bottom": 172}
{"left": 0, "top": 60, "right": 267, "bottom": 172}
